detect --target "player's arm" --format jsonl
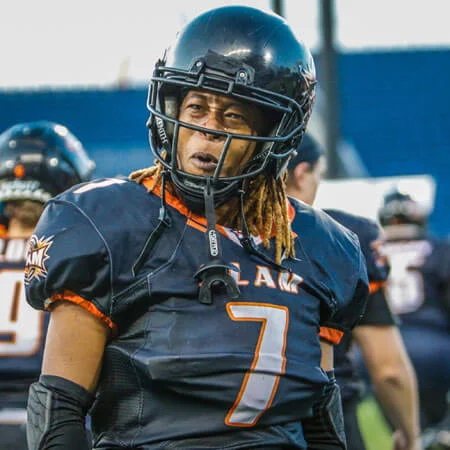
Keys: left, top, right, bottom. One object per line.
{"left": 354, "top": 324, "right": 421, "bottom": 450}
{"left": 320, "top": 339, "right": 334, "bottom": 371}
{"left": 302, "top": 338, "right": 346, "bottom": 449}
{"left": 41, "top": 301, "right": 109, "bottom": 390}
{"left": 27, "top": 301, "right": 109, "bottom": 450}
{"left": 303, "top": 239, "right": 369, "bottom": 450}
{"left": 302, "top": 330, "right": 348, "bottom": 449}
{"left": 355, "top": 221, "right": 420, "bottom": 449}
{"left": 354, "top": 264, "right": 421, "bottom": 450}
{"left": 25, "top": 200, "right": 114, "bottom": 450}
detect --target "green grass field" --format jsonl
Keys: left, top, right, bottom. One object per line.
{"left": 358, "top": 396, "right": 393, "bottom": 450}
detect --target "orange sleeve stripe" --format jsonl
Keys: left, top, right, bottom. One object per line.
{"left": 49, "top": 290, "right": 118, "bottom": 336}
{"left": 369, "top": 281, "right": 386, "bottom": 294}
{"left": 319, "top": 326, "right": 344, "bottom": 345}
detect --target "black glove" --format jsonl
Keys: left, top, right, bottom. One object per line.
{"left": 302, "top": 370, "right": 347, "bottom": 450}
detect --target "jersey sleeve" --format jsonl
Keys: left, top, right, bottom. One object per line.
{"left": 360, "top": 220, "right": 390, "bottom": 287}
{"left": 25, "top": 199, "right": 115, "bottom": 331}
{"left": 353, "top": 219, "right": 395, "bottom": 326}
{"left": 358, "top": 288, "right": 397, "bottom": 326}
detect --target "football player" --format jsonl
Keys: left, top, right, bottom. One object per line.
{"left": 0, "top": 121, "right": 94, "bottom": 450}
{"left": 378, "top": 189, "right": 450, "bottom": 433}
{"left": 25, "top": 6, "right": 368, "bottom": 450}
{"left": 285, "top": 134, "right": 421, "bottom": 450}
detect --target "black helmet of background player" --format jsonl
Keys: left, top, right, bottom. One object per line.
{"left": 378, "top": 189, "right": 428, "bottom": 238}
{"left": 0, "top": 120, "right": 95, "bottom": 204}
{"left": 147, "top": 5, "right": 316, "bottom": 209}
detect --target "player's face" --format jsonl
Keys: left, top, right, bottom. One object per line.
{"left": 176, "top": 90, "right": 264, "bottom": 178}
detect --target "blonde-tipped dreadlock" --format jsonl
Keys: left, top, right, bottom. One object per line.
{"left": 235, "top": 173, "right": 296, "bottom": 264}
{"left": 130, "top": 156, "right": 295, "bottom": 264}
{"left": 130, "top": 162, "right": 164, "bottom": 192}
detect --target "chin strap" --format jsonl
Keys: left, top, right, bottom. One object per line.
{"left": 132, "top": 171, "right": 171, "bottom": 276}
{"left": 238, "top": 188, "right": 290, "bottom": 273}
{"left": 194, "top": 178, "right": 240, "bottom": 305}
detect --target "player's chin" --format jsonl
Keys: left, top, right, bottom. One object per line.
{"left": 180, "top": 160, "right": 238, "bottom": 179}
{"left": 183, "top": 161, "right": 216, "bottom": 177}
{"left": 183, "top": 166, "right": 216, "bottom": 177}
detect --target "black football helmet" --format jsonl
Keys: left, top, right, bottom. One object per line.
{"left": 378, "top": 188, "right": 428, "bottom": 227}
{"left": 0, "top": 121, "right": 95, "bottom": 204}
{"left": 147, "top": 5, "right": 316, "bottom": 208}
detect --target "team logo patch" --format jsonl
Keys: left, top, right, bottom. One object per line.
{"left": 24, "top": 235, "right": 54, "bottom": 285}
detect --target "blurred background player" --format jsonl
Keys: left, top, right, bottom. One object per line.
{"left": 286, "top": 134, "right": 421, "bottom": 450}
{"left": 0, "top": 121, "right": 94, "bottom": 450}
{"left": 377, "top": 189, "right": 450, "bottom": 446}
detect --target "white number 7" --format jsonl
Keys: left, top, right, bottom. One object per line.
{"left": 225, "top": 302, "right": 289, "bottom": 427}
{"left": 73, "top": 178, "right": 126, "bottom": 194}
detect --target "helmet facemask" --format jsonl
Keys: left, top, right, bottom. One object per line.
{"left": 144, "top": 5, "right": 317, "bottom": 303}
{"left": 147, "top": 53, "right": 315, "bottom": 211}
{"left": 0, "top": 122, "right": 95, "bottom": 204}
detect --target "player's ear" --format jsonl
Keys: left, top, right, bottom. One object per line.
{"left": 293, "top": 162, "right": 311, "bottom": 185}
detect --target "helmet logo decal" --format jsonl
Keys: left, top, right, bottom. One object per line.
{"left": 24, "top": 235, "right": 54, "bottom": 285}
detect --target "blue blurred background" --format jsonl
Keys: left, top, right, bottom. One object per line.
{"left": 1, "top": 47, "right": 448, "bottom": 236}
{"left": 0, "top": 1, "right": 448, "bottom": 237}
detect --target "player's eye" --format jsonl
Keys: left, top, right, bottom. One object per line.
{"left": 225, "top": 111, "right": 248, "bottom": 126}
{"left": 187, "top": 103, "right": 203, "bottom": 111}
{"left": 228, "top": 112, "right": 245, "bottom": 120}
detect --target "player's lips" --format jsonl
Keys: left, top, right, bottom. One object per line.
{"left": 190, "top": 152, "right": 219, "bottom": 171}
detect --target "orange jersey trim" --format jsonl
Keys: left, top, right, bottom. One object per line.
{"left": 144, "top": 178, "right": 228, "bottom": 237}
{"left": 143, "top": 177, "right": 296, "bottom": 239}
{"left": 186, "top": 218, "right": 207, "bottom": 233}
{"left": 0, "top": 224, "right": 8, "bottom": 238}
{"left": 49, "top": 290, "right": 118, "bottom": 336}
{"left": 319, "top": 326, "right": 344, "bottom": 345}
{"left": 267, "top": 201, "right": 296, "bottom": 239}
{"left": 369, "top": 280, "right": 386, "bottom": 294}
{"left": 287, "top": 201, "right": 295, "bottom": 223}
{"left": 287, "top": 202, "right": 297, "bottom": 238}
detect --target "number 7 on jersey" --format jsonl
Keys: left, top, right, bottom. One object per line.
{"left": 225, "top": 302, "right": 289, "bottom": 427}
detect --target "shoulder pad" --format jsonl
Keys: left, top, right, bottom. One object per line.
{"left": 324, "top": 209, "right": 388, "bottom": 282}
{"left": 289, "top": 201, "right": 369, "bottom": 331}
{"left": 54, "top": 177, "right": 145, "bottom": 208}
{"left": 25, "top": 178, "right": 164, "bottom": 326}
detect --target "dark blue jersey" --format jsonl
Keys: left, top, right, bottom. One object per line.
{"left": 25, "top": 178, "right": 368, "bottom": 449}
{"left": 0, "top": 237, "right": 48, "bottom": 408}
{"left": 324, "top": 209, "right": 389, "bottom": 287}
{"left": 382, "top": 234, "right": 450, "bottom": 331}
{"left": 323, "top": 209, "right": 395, "bottom": 401}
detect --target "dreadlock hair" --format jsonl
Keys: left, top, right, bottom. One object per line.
{"left": 129, "top": 155, "right": 295, "bottom": 265}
